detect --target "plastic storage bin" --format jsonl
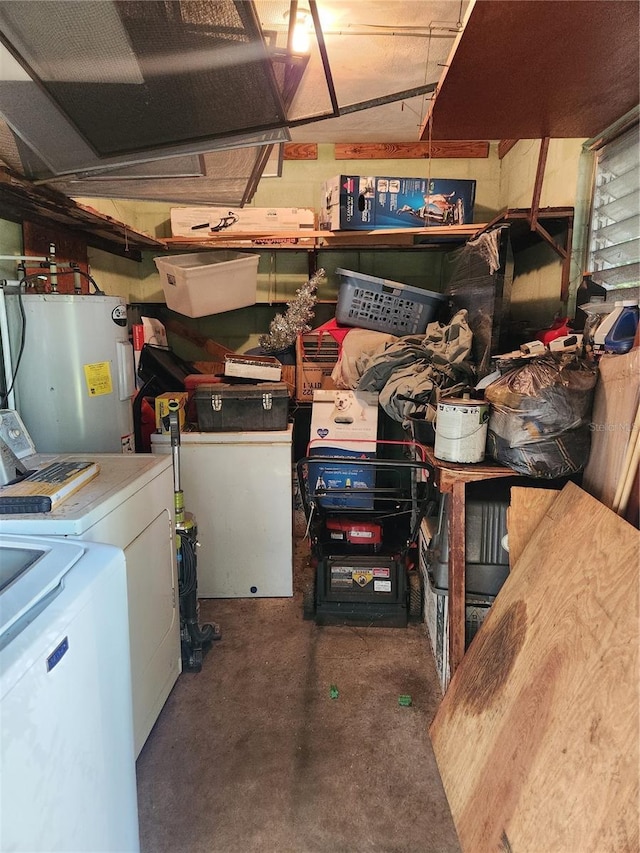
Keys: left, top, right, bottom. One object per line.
{"left": 427, "top": 495, "right": 510, "bottom": 597}
{"left": 335, "top": 268, "right": 446, "bottom": 335}
{"left": 154, "top": 251, "right": 259, "bottom": 318}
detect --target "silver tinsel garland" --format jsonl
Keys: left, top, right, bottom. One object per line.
{"left": 259, "top": 268, "right": 325, "bottom": 352}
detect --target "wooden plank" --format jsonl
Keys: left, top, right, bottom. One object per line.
{"left": 506, "top": 487, "right": 559, "bottom": 569}
{"left": 498, "top": 139, "right": 519, "bottom": 159}
{"left": 430, "top": 481, "right": 639, "bottom": 853}
{"left": 583, "top": 349, "right": 640, "bottom": 509}
{"left": 334, "top": 142, "right": 490, "bottom": 160}
{"left": 0, "top": 167, "right": 166, "bottom": 257}
{"left": 164, "top": 223, "right": 487, "bottom": 252}
{"left": 283, "top": 143, "right": 317, "bottom": 160}
{"left": 448, "top": 481, "right": 467, "bottom": 679}
{"left": 614, "top": 421, "right": 640, "bottom": 517}
{"left": 530, "top": 137, "right": 550, "bottom": 230}
{"left": 191, "top": 361, "right": 295, "bottom": 398}
{"left": 623, "top": 465, "right": 640, "bottom": 529}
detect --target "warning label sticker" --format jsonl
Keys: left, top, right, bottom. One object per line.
{"left": 352, "top": 571, "right": 373, "bottom": 587}
{"left": 372, "top": 568, "right": 390, "bottom": 578}
{"left": 330, "top": 566, "right": 353, "bottom": 589}
{"left": 374, "top": 580, "right": 392, "bottom": 593}
{"left": 84, "top": 361, "right": 113, "bottom": 396}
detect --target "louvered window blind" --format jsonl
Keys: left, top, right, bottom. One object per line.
{"left": 588, "top": 124, "right": 640, "bottom": 289}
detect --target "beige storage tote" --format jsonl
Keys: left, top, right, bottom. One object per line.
{"left": 154, "top": 250, "right": 259, "bottom": 318}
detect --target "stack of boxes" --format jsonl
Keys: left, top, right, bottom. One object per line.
{"left": 308, "top": 390, "right": 379, "bottom": 510}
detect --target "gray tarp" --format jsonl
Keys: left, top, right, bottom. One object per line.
{"left": 352, "top": 309, "right": 476, "bottom": 423}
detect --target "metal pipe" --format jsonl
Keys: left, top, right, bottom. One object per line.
{"left": 48, "top": 243, "right": 58, "bottom": 293}
{"left": 0, "top": 255, "right": 49, "bottom": 263}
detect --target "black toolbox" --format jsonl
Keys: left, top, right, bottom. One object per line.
{"left": 194, "top": 382, "right": 289, "bottom": 431}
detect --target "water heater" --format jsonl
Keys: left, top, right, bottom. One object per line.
{"left": 3, "top": 292, "right": 135, "bottom": 453}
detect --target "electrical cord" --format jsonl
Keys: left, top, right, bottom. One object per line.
{"left": 72, "top": 267, "right": 104, "bottom": 295}
{"left": 178, "top": 534, "right": 198, "bottom": 598}
{"left": 1, "top": 277, "right": 27, "bottom": 408}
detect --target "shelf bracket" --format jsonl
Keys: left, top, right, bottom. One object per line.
{"left": 528, "top": 138, "right": 573, "bottom": 304}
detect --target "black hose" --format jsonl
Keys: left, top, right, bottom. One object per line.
{"left": 1, "top": 279, "right": 27, "bottom": 408}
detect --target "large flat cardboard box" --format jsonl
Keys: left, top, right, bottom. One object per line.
{"left": 320, "top": 175, "right": 476, "bottom": 231}
{"left": 171, "top": 206, "right": 316, "bottom": 237}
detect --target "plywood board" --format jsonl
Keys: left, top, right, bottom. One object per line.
{"left": 430, "top": 481, "right": 639, "bottom": 853}
{"left": 582, "top": 348, "right": 640, "bottom": 509}
{"left": 507, "top": 487, "right": 560, "bottom": 568}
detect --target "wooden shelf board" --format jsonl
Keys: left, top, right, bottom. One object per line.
{"left": 164, "top": 223, "right": 486, "bottom": 252}
{"left": 0, "top": 166, "right": 166, "bottom": 260}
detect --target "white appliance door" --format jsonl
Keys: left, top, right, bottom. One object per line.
{"left": 152, "top": 429, "right": 293, "bottom": 598}
{"left": 5, "top": 293, "right": 135, "bottom": 453}
{"left": 0, "top": 535, "right": 139, "bottom": 853}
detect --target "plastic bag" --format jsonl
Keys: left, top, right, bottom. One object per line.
{"left": 484, "top": 352, "right": 598, "bottom": 478}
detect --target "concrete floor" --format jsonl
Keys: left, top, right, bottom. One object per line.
{"left": 136, "top": 519, "right": 461, "bottom": 853}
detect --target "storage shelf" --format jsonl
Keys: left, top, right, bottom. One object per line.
{"left": 0, "top": 166, "right": 166, "bottom": 260}
{"left": 476, "top": 207, "right": 574, "bottom": 302}
{"left": 163, "top": 223, "right": 486, "bottom": 252}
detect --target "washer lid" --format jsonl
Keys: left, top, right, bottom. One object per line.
{"left": 0, "top": 536, "right": 84, "bottom": 641}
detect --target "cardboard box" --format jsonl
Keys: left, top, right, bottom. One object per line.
{"left": 155, "top": 392, "right": 189, "bottom": 434}
{"left": 320, "top": 175, "right": 476, "bottom": 231}
{"left": 309, "top": 389, "right": 379, "bottom": 509}
{"left": 170, "top": 207, "right": 316, "bottom": 237}
{"left": 295, "top": 331, "right": 339, "bottom": 402}
{"left": 224, "top": 354, "right": 282, "bottom": 382}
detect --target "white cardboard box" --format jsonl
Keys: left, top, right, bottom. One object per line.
{"left": 170, "top": 207, "right": 316, "bottom": 237}
{"left": 308, "top": 389, "right": 379, "bottom": 510}
{"left": 309, "top": 389, "right": 379, "bottom": 450}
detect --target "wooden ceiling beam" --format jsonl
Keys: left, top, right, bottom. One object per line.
{"left": 334, "top": 141, "right": 489, "bottom": 160}
{"left": 498, "top": 139, "right": 519, "bottom": 159}
{"left": 283, "top": 143, "right": 317, "bottom": 160}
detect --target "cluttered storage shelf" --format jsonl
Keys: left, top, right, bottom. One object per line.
{"left": 160, "top": 207, "right": 573, "bottom": 307}
{"left": 161, "top": 224, "right": 486, "bottom": 306}
{"left": 0, "top": 165, "right": 166, "bottom": 260}
{"left": 163, "top": 223, "right": 483, "bottom": 252}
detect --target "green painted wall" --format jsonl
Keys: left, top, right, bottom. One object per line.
{"left": 0, "top": 219, "right": 23, "bottom": 280}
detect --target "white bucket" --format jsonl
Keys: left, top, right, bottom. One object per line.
{"left": 434, "top": 398, "right": 489, "bottom": 463}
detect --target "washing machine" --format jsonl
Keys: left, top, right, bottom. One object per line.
{"left": 0, "top": 426, "right": 181, "bottom": 757}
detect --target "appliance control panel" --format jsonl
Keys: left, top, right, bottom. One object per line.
{"left": 0, "top": 409, "right": 36, "bottom": 460}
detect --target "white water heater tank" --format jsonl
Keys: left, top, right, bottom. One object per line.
{"left": 4, "top": 293, "right": 135, "bottom": 453}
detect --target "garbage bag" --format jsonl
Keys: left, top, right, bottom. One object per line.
{"left": 484, "top": 352, "right": 598, "bottom": 478}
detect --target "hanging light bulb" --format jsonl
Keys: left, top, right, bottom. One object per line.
{"left": 292, "top": 10, "right": 311, "bottom": 53}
